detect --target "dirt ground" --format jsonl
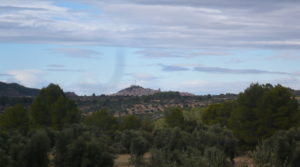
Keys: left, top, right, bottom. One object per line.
{"left": 114, "top": 154, "right": 133, "bottom": 167}
{"left": 234, "top": 155, "right": 255, "bottom": 167}
{"left": 114, "top": 153, "right": 151, "bottom": 167}
{"left": 114, "top": 153, "right": 255, "bottom": 167}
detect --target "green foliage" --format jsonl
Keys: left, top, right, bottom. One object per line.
{"left": 148, "top": 124, "right": 237, "bottom": 167}
{"left": 153, "top": 128, "right": 190, "bottom": 151}
{"left": 55, "top": 125, "right": 114, "bottom": 167}
{"left": 119, "top": 130, "right": 150, "bottom": 166}
{"left": 2, "top": 82, "right": 299, "bottom": 167}
{"left": 0, "top": 104, "right": 29, "bottom": 134}
{"left": 0, "top": 130, "right": 50, "bottom": 167}
{"left": 22, "top": 130, "right": 51, "bottom": 167}
{"left": 162, "top": 107, "right": 198, "bottom": 132}
{"left": 30, "top": 84, "right": 81, "bottom": 129}
{"left": 164, "top": 107, "right": 184, "bottom": 128}
{"left": 119, "top": 130, "right": 151, "bottom": 155}
{"left": 84, "top": 109, "right": 118, "bottom": 131}
{"left": 230, "top": 83, "right": 298, "bottom": 146}
{"left": 153, "top": 118, "right": 168, "bottom": 129}
{"left": 0, "top": 131, "right": 10, "bottom": 167}
{"left": 120, "top": 115, "right": 142, "bottom": 130}
{"left": 130, "top": 135, "right": 149, "bottom": 157}
{"left": 191, "top": 125, "right": 237, "bottom": 160}
{"left": 202, "top": 83, "right": 299, "bottom": 147}
{"left": 140, "top": 119, "right": 154, "bottom": 132}
{"left": 202, "top": 101, "right": 235, "bottom": 127}
{"left": 252, "top": 128, "right": 300, "bottom": 167}
{"left": 183, "top": 107, "right": 204, "bottom": 124}
{"left": 64, "top": 137, "right": 113, "bottom": 167}
{"left": 0, "top": 96, "right": 33, "bottom": 111}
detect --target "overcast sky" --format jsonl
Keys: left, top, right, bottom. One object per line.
{"left": 0, "top": 0, "right": 300, "bottom": 95}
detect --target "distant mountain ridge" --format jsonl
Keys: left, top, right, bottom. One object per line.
{"left": 0, "top": 82, "right": 78, "bottom": 98}
{"left": 0, "top": 82, "right": 40, "bottom": 97}
{"left": 112, "top": 85, "right": 159, "bottom": 96}
{"left": 111, "top": 85, "right": 195, "bottom": 96}
{"left": 1, "top": 81, "right": 299, "bottom": 99}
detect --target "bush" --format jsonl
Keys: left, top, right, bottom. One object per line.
{"left": 252, "top": 128, "right": 300, "bottom": 167}
{"left": 55, "top": 125, "right": 114, "bottom": 167}
{"left": 0, "top": 104, "right": 29, "bottom": 134}
{"left": 84, "top": 109, "right": 118, "bottom": 131}
{"left": 119, "top": 115, "right": 142, "bottom": 130}
{"left": 0, "top": 130, "right": 50, "bottom": 167}
{"left": 149, "top": 124, "right": 237, "bottom": 167}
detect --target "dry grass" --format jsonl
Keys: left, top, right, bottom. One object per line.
{"left": 114, "top": 154, "right": 133, "bottom": 167}
{"left": 114, "top": 153, "right": 151, "bottom": 167}
{"left": 234, "top": 155, "right": 255, "bottom": 167}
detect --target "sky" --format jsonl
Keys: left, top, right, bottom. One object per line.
{"left": 0, "top": 0, "right": 300, "bottom": 95}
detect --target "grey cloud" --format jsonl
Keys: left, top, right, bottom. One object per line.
{"left": 126, "top": 73, "right": 158, "bottom": 80}
{"left": 1, "top": 1, "right": 300, "bottom": 51}
{"left": 159, "top": 64, "right": 190, "bottom": 72}
{"left": 0, "top": 6, "right": 47, "bottom": 12}
{"left": 47, "top": 64, "right": 65, "bottom": 68}
{"left": 136, "top": 49, "right": 183, "bottom": 58}
{"left": 272, "top": 54, "right": 300, "bottom": 61}
{"left": 82, "top": 0, "right": 292, "bottom": 7}
{"left": 46, "top": 68, "right": 85, "bottom": 72}
{"left": 189, "top": 52, "right": 228, "bottom": 57}
{"left": 70, "top": 82, "right": 118, "bottom": 95}
{"left": 49, "top": 48, "right": 101, "bottom": 59}
{"left": 0, "top": 73, "right": 11, "bottom": 76}
{"left": 46, "top": 64, "right": 85, "bottom": 72}
{"left": 194, "top": 66, "right": 289, "bottom": 75}
{"left": 137, "top": 49, "right": 229, "bottom": 59}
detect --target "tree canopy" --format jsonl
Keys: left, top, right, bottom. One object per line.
{"left": 84, "top": 109, "right": 118, "bottom": 131}
{"left": 0, "top": 104, "right": 29, "bottom": 134}
{"left": 164, "top": 107, "right": 184, "bottom": 128}
{"left": 202, "top": 101, "right": 236, "bottom": 127}
{"left": 119, "top": 115, "right": 142, "bottom": 130}
{"left": 202, "top": 83, "right": 299, "bottom": 147}
{"left": 29, "top": 84, "right": 81, "bottom": 129}
{"left": 230, "top": 84, "right": 298, "bottom": 146}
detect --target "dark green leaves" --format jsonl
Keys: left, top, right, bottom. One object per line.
{"left": 30, "top": 84, "right": 81, "bottom": 129}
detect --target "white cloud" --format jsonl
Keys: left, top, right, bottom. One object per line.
{"left": 132, "top": 73, "right": 158, "bottom": 80}
{"left": 1, "top": 0, "right": 300, "bottom": 50}
{"left": 49, "top": 48, "right": 101, "bottom": 58}
{"left": 67, "top": 80, "right": 123, "bottom": 95}
{"left": 7, "top": 69, "right": 46, "bottom": 87}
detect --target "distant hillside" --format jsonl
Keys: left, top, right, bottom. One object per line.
{"left": 112, "top": 85, "right": 160, "bottom": 96}
{"left": 0, "top": 82, "right": 79, "bottom": 113}
{"left": 293, "top": 90, "right": 300, "bottom": 96}
{"left": 0, "top": 82, "right": 40, "bottom": 97}
{"left": 111, "top": 85, "right": 195, "bottom": 97}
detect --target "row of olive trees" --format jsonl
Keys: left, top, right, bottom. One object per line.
{"left": 84, "top": 109, "right": 144, "bottom": 132}
{"left": 0, "top": 125, "right": 116, "bottom": 167}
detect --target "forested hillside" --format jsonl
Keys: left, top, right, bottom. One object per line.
{"left": 74, "top": 92, "right": 236, "bottom": 115}
{"left": 0, "top": 82, "right": 39, "bottom": 97}
{"left": 0, "top": 82, "right": 237, "bottom": 115}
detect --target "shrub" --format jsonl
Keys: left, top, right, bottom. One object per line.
{"left": 252, "top": 128, "right": 300, "bottom": 167}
